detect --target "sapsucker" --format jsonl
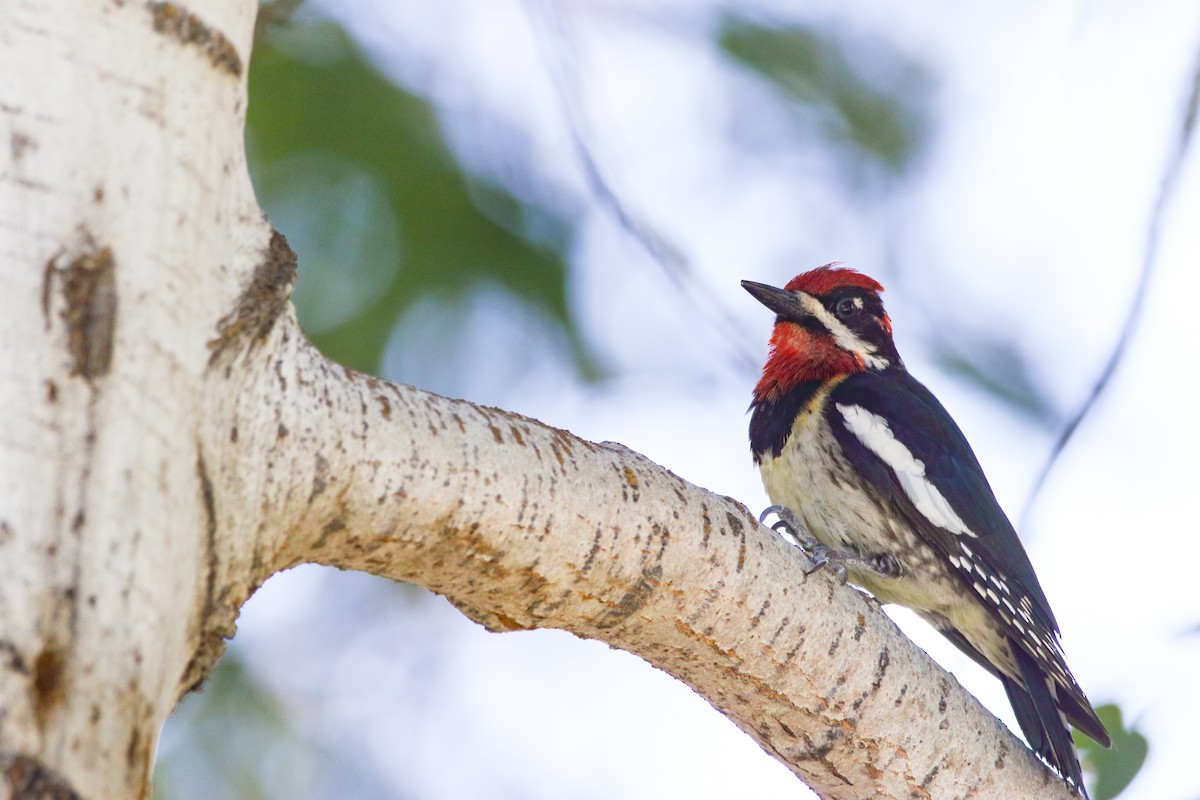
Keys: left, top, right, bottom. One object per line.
{"left": 743, "top": 266, "right": 1110, "bottom": 796}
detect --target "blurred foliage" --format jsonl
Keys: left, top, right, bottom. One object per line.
{"left": 930, "top": 330, "right": 1062, "bottom": 428}
{"left": 247, "top": 21, "right": 579, "bottom": 374}
{"left": 152, "top": 654, "right": 402, "bottom": 800}
{"left": 719, "top": 14, "right": 933, "bottom": 186}
{"left": 256, "top": 0, "right": 304, "bottom": 31}
{"left": 151, "top": 656, "right": 310, "bottom": 800}
{"left": 1077, "top": 704, "right": 1149, "bottom": 800}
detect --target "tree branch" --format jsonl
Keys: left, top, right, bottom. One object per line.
{"left": 201, "top": 310, "right": 1077, "bottom": 800}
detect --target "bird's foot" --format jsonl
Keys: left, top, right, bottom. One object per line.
{"left": 759, "top": 505, "right": 821, "bottom": 550}
{"left": 863, "top": 553, "right": 901, "bottom": 578}
{"left": 759, "top": 505, "right": 902, "bottom": 582}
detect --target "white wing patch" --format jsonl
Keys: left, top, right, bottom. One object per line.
{"left": 836, "top": 403, "right": 978, "bottom": 538}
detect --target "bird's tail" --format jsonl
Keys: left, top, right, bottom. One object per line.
{"left": 1004, "top": 643, "right": 1090, "bottom": 797}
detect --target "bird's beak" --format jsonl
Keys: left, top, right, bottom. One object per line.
{"left": 741, "top": 280, "right": 809, "bottom": 322}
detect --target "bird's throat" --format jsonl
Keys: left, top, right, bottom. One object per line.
{"left": 753, "top": 322, "right": 864, "bottom": 403}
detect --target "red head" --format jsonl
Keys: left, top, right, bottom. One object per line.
{"left": 743, "top": 265, "right": 899, "bottom": 402}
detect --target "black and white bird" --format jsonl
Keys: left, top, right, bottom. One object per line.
{"left": 744, "top": 265, "right": 1109, "bottom": 795}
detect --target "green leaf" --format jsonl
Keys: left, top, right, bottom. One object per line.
{"left": 1076, "top": 703, "right": 1149, "bottom": 800}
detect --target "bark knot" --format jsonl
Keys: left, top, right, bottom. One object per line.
{"left": 594, "top": 565, "right": 662, "bottom": 628}
{"left": 208, "top": 229, "right": 297, "bottom": 365}
{"left": 31, "top": 646, "right": 67, "bottom": 730}
{"left": 147, "top": 2, "right": 243, "bottom": 76}
{"left": 43, "top": 234, "right": 117, "bottom": 382}
{"left": 0, "top": 752, "right": 82, "bottom": 799}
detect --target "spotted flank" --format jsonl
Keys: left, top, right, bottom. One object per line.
{"left": 947, "top": 537, "right": 1071, "bottom": 686}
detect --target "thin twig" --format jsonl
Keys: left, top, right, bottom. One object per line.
{"left": 526, "top": 0, "right": 762, "bottom": 376}
{"left": 1022, "top": 38, "right": 1200, "bottom": 531}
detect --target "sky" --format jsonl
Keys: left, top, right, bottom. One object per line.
{"left": 184, "top": 1, "right": 1200, "bottom": 798}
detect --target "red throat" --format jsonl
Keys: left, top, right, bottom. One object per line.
{"left": 753, "top": 320, "right": 865, "bottom": 402}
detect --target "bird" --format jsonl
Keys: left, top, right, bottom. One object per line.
{"left": 742, "top": 265, "right": 1110, "bottom": 796}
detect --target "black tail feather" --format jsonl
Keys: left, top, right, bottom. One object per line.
{"left": 1059, "top": 680, "right": 1112, "bottom": 750}
{"left": 933, "top": 623, "right": 1105, "bottom": 794}
{"left": 1005, "top": 644, "right": 1088, "bottom": 798}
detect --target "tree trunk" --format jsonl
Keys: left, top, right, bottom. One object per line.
{"left": 0, "top": 2, "right": 1075, "bottom": 799}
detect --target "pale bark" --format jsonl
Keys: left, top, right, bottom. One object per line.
{"left": 0, "top": 2, "right": 1077, "bottom": 799}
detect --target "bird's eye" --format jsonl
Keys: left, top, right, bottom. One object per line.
{"left": 835, "top": 297, "right": 859, "bottom": 319}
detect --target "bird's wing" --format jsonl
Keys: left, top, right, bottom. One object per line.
{"left": 826, "top": 370, "right": 1058, "bottom": 639}
{"left": 826, "top": 370, "right": 1110, "bottom": 746}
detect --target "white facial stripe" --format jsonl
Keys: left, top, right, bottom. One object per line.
{"left": 796, "top": 293, "right": 889, "bottom": 370}
{"left": 836, "top": 403, "right": 978, "bottom": 538}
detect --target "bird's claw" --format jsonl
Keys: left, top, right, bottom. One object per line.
{"left": 760, "top": 505, "right": 813, "bottom": 545}
{"left": 804, "top": 543, "right": 849, "bottom": 582}
{"left": 759, "top": 506, "right": 843, "bottom": 580}
{"left": 758, "top": 505, "right": 789, "bottom": 526}
{"left": 758, "top": 505, "right": 899, "bottom": 582}
{"left": 801, "top": 544, "right": 849, "bottom": 582}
